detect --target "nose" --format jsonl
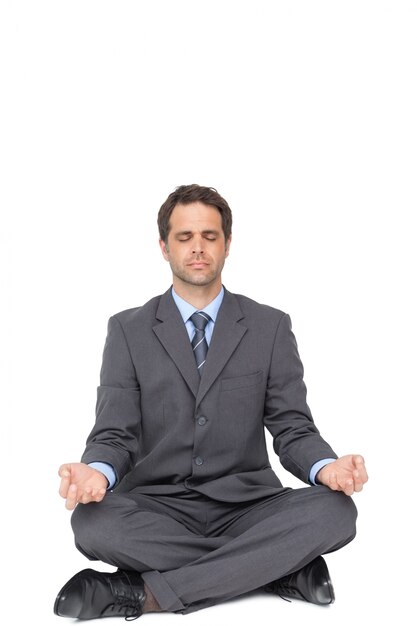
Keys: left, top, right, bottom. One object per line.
{"left": 192, "top": 236, "right": 204, "bottom": 254}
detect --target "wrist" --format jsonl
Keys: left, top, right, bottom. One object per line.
{"left": 88, "top": 462, "right": 117, "bottom": 490}
{"left": 309, "top": 458, "right": 337, "bottom": 485}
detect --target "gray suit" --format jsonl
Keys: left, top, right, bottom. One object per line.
{"left": 72, "top": 287, "right": 357, "bottom": 613}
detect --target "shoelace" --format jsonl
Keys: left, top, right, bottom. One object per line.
{"left": 274, "top": 580, "right": 294, "bottom": 603}
{"left": 101, "top": 570, "right": 144, "bottom": 621}
{"left": 264, "top": 577, "right": 294, "bottom": 603}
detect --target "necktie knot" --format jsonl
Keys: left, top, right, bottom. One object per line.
{"left": 190, "top": 311, "right": 211, "bottom": 331}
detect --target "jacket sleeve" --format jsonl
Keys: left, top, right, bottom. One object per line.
{"left": 263, "top": 313, "right": 338, "bottom": 484}
{"left": 81, "top": 315, "right": 141, "bottom": 483}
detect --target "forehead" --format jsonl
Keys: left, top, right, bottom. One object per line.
{"left": 169, "top": 202, "right": 222, "bottom": 231}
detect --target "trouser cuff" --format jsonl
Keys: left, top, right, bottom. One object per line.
{"left": 141, "top": 570, "right": 185, "bottom": 612}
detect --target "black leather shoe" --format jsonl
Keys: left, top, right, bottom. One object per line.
{"left": 54, "top": 568, "right": 147, "bottom": 619}
{"left": 264, "top": 556, "right": 335, "bottom": 605}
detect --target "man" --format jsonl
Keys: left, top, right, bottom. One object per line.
{"left": 55, "top": 184, "right": 368, "bottom": 620}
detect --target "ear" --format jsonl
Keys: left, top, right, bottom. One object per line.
{"left": 225, "top": 235, "right": 232, "bottom": 258}
{"left": 159, "top": 239, "right": 170, "bottom": 261}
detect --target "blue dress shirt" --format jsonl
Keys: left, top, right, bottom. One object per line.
{"left": 89, "top": 286, "right": 335, "bottom": 489}
{"left": 171, "top": 285, "right": 224, "bottom": 346}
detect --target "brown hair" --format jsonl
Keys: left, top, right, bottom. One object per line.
{"left": 158, "top": 184, "right": 232, "bottom": 243}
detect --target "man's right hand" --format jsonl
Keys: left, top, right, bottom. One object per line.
{"left": 58, "top": 462, "right": 108, "bottom": 510}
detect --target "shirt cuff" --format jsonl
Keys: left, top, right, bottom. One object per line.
{"left": 309, "top": 458, "right": 337, "bottom": 485}
{"left": 88, "top": 462, "right": 117, "bottom": 490}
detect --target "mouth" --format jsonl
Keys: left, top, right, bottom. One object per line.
{"left": 187, "top": 261, "right": 209, "bottom": 268}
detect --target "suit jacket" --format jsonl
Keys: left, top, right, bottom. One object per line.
{"left": 81, "top": 287, "right": 337, "bottom": 502}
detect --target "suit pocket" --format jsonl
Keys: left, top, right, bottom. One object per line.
{"left": 217, "top": 371, "right": 265, "bottom": 458}
{"left": 220, "top": 370, "right": 263, "bottom": 392}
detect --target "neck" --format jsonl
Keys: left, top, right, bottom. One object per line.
{"left": 172, "top": 278, "right": 222, "bottom": 309}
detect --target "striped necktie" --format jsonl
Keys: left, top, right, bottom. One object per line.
{"left": 190, "top": 311, "right": 211, "bottom": 375}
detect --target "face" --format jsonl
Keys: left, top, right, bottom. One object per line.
{"left": 159, "top": 202, "right": 231, "bottom": 289}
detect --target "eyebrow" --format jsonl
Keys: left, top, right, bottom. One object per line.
{"left": 174, "top": 229, "right": 221, "bottom": 237}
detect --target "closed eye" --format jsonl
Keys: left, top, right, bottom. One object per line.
{"left": 175, "top": 231, "right": 219, "bottom": 242}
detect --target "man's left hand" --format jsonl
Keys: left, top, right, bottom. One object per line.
{"left": 316, "top": 454, "right": 368, "bottom": 496}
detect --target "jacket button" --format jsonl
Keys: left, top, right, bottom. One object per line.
{"left": 194, "top": 457, "right": 204, "bottom": 466}
{"left": 197, "top": 416, "right": 207, "bottom": 426}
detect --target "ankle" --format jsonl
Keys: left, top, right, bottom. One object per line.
{"left": 143, "top": 584, "right": 162, "bottom": 613}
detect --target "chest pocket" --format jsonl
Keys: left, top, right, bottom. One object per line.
{"left": 218, "top": 370, "right": 264, "bottom": 431}
{"left": 220, "top": 370, "right": 263, "bottom": 392}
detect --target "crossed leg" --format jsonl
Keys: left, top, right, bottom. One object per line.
{"left": 71, "top": 486, "right": 357, "bottom": 614}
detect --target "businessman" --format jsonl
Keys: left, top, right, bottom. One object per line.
{"left": 55, "top": 184, "right": 368, "bottom": 620}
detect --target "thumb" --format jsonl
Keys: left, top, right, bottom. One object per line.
{"left": 58, "top": 463, "right": 72, "bottom": 478}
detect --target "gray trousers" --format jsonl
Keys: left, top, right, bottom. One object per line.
{"left": 71, "top": 485, "right": 357, "bottom": 614}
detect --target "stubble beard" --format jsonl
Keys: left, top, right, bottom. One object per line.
{"left": 170, "top": 260, "right": 224, "bottom": 288}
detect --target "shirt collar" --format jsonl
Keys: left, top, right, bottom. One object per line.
{"left": 171, "top": 286, "right": 225, "bottom": 324}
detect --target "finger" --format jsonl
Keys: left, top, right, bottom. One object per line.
{"left": 352, "top": 469, "right": 364, "bottom": 492}
{"left": 329, "top": 472, "right": 339, "bottom": 491}
{"left": 90, "top": 486, "right": 105, "bottom": 500}
{"left": 58, "top": 464, "right": 72, "bottom": 498}
{"left": 353, "top": 478, "right": 363, "bottom": 492}
{"left": 79, "top": 486, "right": 93, "bottom": 505}
{"left": 353, "top": 455, "right": 365, "bottom": 472}
{"left": 59, "top": 474, "right": 71, "bottom": 498}
{"left": 343, "top": 478, "right": 355, "bottom": 497}
{"left": 94, "top": 488, "right": 107, "bottom": 503}
{"left": 58, "top": 463, "right": 72, "bottom": 478}
{"left": 65, "top": 484, "right": 78, "bottom": 510}
{"left": 354, "top": 456, "right": 369, "bottom": 483}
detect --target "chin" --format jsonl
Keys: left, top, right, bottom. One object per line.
{"left": 173, "top": 266, "right": 219, "bottom": 287}
{"left": 189, "top": 278, "right": 215, "bottom": 287}
{"left": 186, "top": 274, "right": 217, "bottom": 287}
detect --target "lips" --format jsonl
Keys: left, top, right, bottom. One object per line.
{"left": 188, "top": 262, "right": 208, "bottom": 268}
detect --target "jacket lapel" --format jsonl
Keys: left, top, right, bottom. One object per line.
{"left": 153, "top": 288, "right": 200, "bottom": 398}
{"left": 196, "top": 288, "right": 247, "bottom": 407}
{"left": 153, "top": 287, "right": 248, "bottom": 405}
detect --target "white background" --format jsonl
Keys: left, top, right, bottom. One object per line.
{"left": 1, "top": 1, "right": 415, "bottom": 623}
